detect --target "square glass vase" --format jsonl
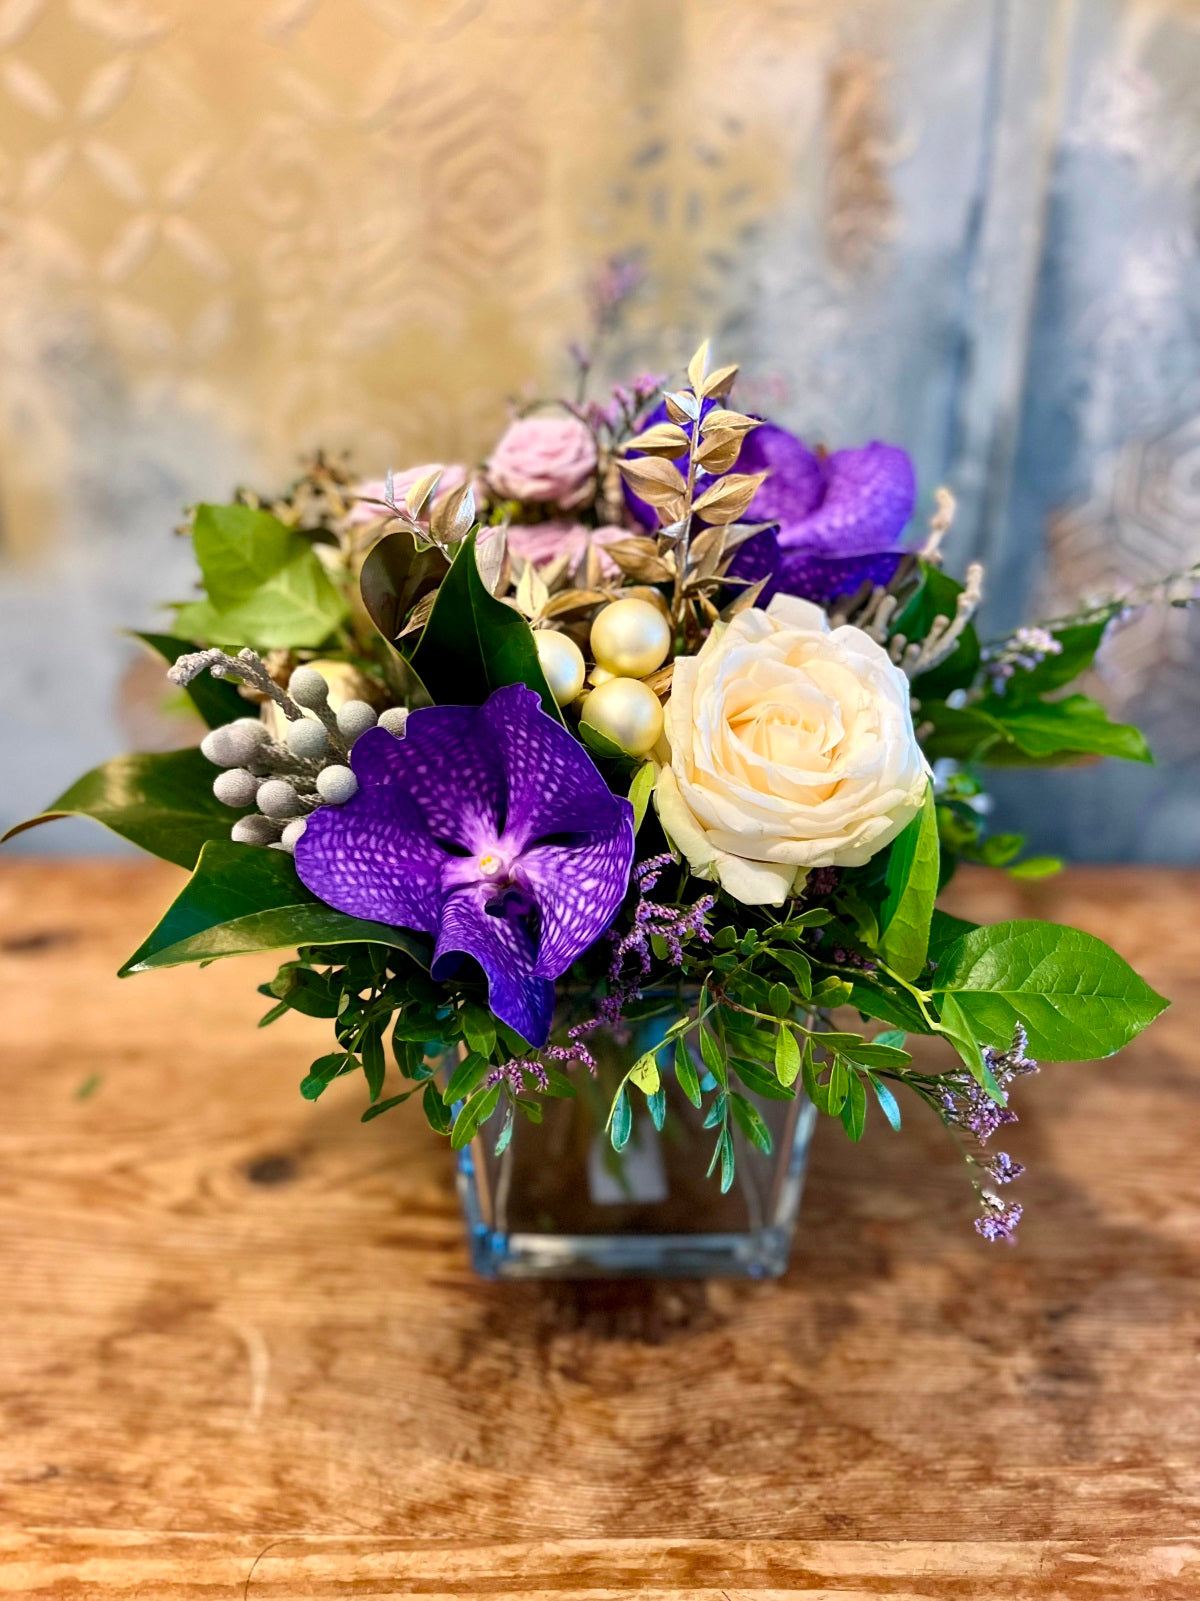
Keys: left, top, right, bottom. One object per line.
{"left": 450, "top": 995, "right": 818, "bottom": 1280}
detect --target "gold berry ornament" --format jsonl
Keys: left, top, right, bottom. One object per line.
{"left": 589, "top": 597, "right": 671, "bottom": 679}
{"left": 534, "top": 629, "right": 586, "bottom": 705}
{"left": 580, "top": 676, "right": 664, "bottom": 757}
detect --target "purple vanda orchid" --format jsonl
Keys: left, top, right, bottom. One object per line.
{"left": 625, "top": 402, "right": 915, "bottom": 607}
{"left": 294, "top": 685, "right": 635, "bottom": 1048}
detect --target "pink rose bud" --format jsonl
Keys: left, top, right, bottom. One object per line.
{"left": 486, "top": 415, "right": 597, "bottom": 509}
{"left": 506, "top": 522, "right": 627, "bottom": 580}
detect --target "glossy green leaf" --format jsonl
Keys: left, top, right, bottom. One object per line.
{"left": 361, "top": 1090, "right": 417, "bottom": 1123}
{"left": 411, "top": 530, "right": 562, "bottom": 721}
{"left": 628, "top": 761, "right": 656, "bottom": 834}
{"left": 775, "top": 1023, "right": 801, "bottom": 1087}
{"left": 609, "top": 1085, "right": 633, "bottom": 1151}
{"left": 175, "top": 503, "right": 348, "bottom": 650}
{"left": 934, "top": 920, "right": 1168, "bottom": 1062}
{"left": 4, "top": 748, "right": 245, "bottom": 869}
{"left": 729, "top": 1090, "right": 773, "bottom": 1154}
{"left": 878, "top": 784, "right": 939, "bottom": 980}
{"left": 422, "top": 1081, "right": 452, "bottom": 1135}
{"left": 450, "top": 1084, "right": 501, "bottom": 1151}
{"left": 119, "top": 840, "right": 430, "bottom": 974}
{"left": 131, "top": 632, "right": 245, "bottom": 729}
{"left": 839, "top": 1073, "right": 868, "bottom": 1141}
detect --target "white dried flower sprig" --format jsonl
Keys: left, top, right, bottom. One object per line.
{"left": 891, "top": 562, "right": 984, "bottom": 678}
{"left": 170, "top": 648, "right": 406, "bottom": 853}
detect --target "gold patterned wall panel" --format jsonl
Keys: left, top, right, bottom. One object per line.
{"left": 0, "top": 0, "right": 859, "bottom": 563}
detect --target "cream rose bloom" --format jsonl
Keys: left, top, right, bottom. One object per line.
{"left": 655, "top": 595, "right": 930, "bottom": 905}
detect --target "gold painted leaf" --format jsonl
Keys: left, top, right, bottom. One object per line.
{"left": 542, "top": 587, "right": 608, "bottom": 618}
{"left": 664, "top": 390, "right": 700, "bottom": 423}
{"left": 616, "top": 455, "right": 688, "bottom": 505}
{"left": 700, "top": 363, "right": 739, "bottom": 398}
{"left": 687, "top": 340, "right": 710, "bottom": 390}
{"left": 404, "top": 467, "right": 442, "bottom": 519}
{"left": 693, "top": 471, "right": 768, "bottom": 525}
{"left": 695, "top": 432, "right": 742, "bottom": 474}
{"left": 700, "top": 409, "right": 759, "bottom": 436}
{"left": 622, "top": 421, "right": 691, "bottom": 458}
{"left": 429, "top": 480, "right": 476, "bottom": 544}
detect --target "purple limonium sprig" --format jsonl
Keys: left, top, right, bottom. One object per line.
{"left": 625, "top": 401, "right": 915, "bottom": 607}
{"left": 939, "top": 1023, "right": 1038, "bottom": 1244}
{"left": 490, "top": 856, "right": 715, "bottom": 1091}
{"left": 294, "top": 684, "right": 635, "bottom": 1049}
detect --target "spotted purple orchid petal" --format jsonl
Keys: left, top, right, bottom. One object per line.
{"left": 625, "top": 402, "right": 915, "bottom": 608}
{"left": 293, "top": 684, "right": 635, "bottom": 1047}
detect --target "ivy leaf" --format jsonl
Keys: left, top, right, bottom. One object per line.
{"left": 934, "top": 920, "right": 1168, "bottom": 1061}
{"left": 411, "top": 531, "right": 563, "bottom": 722}
{"left": 118, "top": 841, "right": 430, "bottom": 974}
{"left": 176, "top": 503, "right": 348, "bottom": 650}
{"left": 4, "top": 749, "right": 248, "bottom": 869}
{"left": 878, "top": 784, "right": 939, "bottom": 980}
{"left": 130, "top": 632, "right": 245, "bottom": 728}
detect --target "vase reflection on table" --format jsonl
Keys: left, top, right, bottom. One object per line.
{"left": 450, "top": 990, "right": 819, "bottom": 1280}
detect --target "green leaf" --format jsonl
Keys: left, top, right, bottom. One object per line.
{"left": 985, "top": 694, "right": 1152, "bottom": 765}
{"left": 647, "top": 1087, "right": 667, "bottom": 1131}
{"left": 628, "top": 761, "right": 656, "bottom": 834}
{"left": 868, "top": 1073, "right": 902, "bottom": 1131}
{"left": 118, "top": 841, "right": 430, "bottom": 974}
{"left": 450, "top": 1083, "right": 501, "bottom": 1150}
{"left": 928, "top": 909, "right": 979, "bottom": 967}
{"left": 628, "top": 1051, "right": 661, "bottom": 1094}
{"left": 300, "top": 1051, "right": 355, "bottom": 1100}
{"left": 673, "top": 1037, "right": 702, "bottom": 1107}
{"left": 839, "top": 1073, "right": 867, "bottom": 1140}
{"left": 178, "top": 503, "right": 348, "bottom": 649}
{"left": 441, "top": 1051, "right": 489, "bottom": 1105}
{"left": 361, "top": 1018, "right": 386, "bottom": 1102}
{"left": 361, "top": 1090, "right": 417, "bottom": 1122}
{"left": 872, "top": 1028, "right": 907, "bottom": 1050}
{"left": 422, "top": 1080, "right": 452, "bottom": 1135}
{"left": 997, "top": 618, "right": 1111, "bottom": 703}
{"left": 893, "top": 562, "right": 980, "bottom": 698}
{"left": 493, "top": 1102, "right": 516, "bottom": 1155}
{"left": 878, "top": 784, "right": 939, "bottom": 980}
{"left": 768, "top": 982, "right": 792, "bottom": 1019}
{"left": 844, "top": 1042, "right": 912, "bottom": 1069}
{"left": 848, "top": 974, "right": 932, "bottom": 1035}
{"left": 934, "top": 920, "right": 1168, "bottom": 1061}
{"left": 775, "top": 1023, "right": 801, "bottom": 1087}
{"left": 460, "top": 1003, "right": 497, "bottom": 1058}
{"left": 4, "top": 749, "right": 248, "bottom": 869}
{"left": 699, "top": 1024, "right": 727, "bottom": 1087}
{"left": 1008, "top": 855, "right": 1063, "bottom": 881}
{"left": 411, "top": 531, "right": 563, "bottom": 721}
{"left": 609, "top": 1086, "right": 633, "bottom": 1152}
{"left": 131, "top": 632, "right": 245, "bottom": 728}
{"left": 729, "top": 1090, "right": 773, "bottom": 1154}
{"left": 730, "top": 1057, "right": 795, "bottom": 1101}
{"left": 771, "top": 947, "right": 812, "bottom": 995}
{"left": 718, "top": 1127, "right": 736, "bottom": 1193}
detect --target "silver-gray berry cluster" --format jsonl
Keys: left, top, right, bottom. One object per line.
{"left": 175, "top": 649, "right": 409, "bottom": 854}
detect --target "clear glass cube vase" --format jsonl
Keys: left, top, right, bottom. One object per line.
{"left": 451, "top": 990, "right": 819, "bottom": 1280}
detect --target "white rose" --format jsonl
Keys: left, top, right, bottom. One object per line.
{"left": 655, "top": 594, "right": 930, "bottom": 906}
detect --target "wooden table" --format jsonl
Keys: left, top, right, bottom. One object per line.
{"left": 0, "top": 861, "right": 1196, "bottom": 1599}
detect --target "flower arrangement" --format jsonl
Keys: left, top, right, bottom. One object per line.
{"left": 9, "top": 342, "right": 1185, "bottom": 1244}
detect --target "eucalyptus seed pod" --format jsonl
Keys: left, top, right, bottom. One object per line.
{"left": 256, "top": 778, "right": 306, "bottom": 819}
{"left": 286, "top": 717, "right": 329, "bottom": 760}
{"left": 316, "top": 764, "right": 358, "bottom": 804}
{"left": 200, "top": 717, "right": 270, "bottom": 768}
{"left": 231, "top": 814, "right": 282, "bottom": 845}
{"left": 287, "top": 666, "right": 329, "bottom": 709}
{"left": 336, "top": 699, "right": 378, "bottom": 742}
{"left": 212, "top": 768, "right": 260, "bottom": 808}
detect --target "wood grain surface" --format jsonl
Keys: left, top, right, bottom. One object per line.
{"left": 0, "top": 860, "right": 1196, "bottom": 1600}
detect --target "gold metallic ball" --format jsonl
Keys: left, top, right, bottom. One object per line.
{"left": 580, "top": 676, "right": 664, "bottom": 756}
{"left": 534, "top": 629, "right": 586, "bottom": 705}
{"left": 590, "top": 597, "right": 671, "bottom": 678}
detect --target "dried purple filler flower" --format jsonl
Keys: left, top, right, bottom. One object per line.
{"left": 294, "top": 684, "right": 635, "bottom": 1047}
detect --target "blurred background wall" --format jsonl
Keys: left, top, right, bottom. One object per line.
{"left": 1, "top": 0, "right": 1198, "bottom": 859}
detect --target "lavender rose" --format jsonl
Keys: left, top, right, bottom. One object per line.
{"left": 487, "top": 415, "right": 597, "bottom": 509}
